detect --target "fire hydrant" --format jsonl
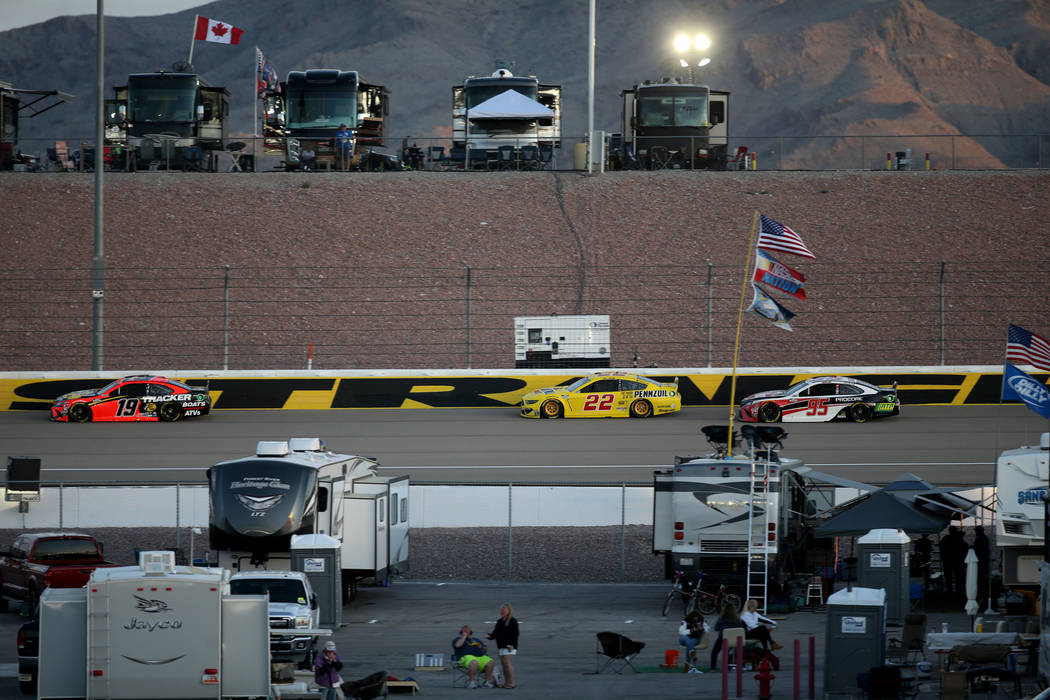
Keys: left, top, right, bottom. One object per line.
{"left": 754, "top": 656, "right": 775, "bottom": 700}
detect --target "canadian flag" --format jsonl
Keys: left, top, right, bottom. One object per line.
{"left": 193, "top": 16, "right": 244, "bottom": 45}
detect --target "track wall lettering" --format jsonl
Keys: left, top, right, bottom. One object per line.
{"left": 2, "top": 366, "right": 1045, "bottom": 411}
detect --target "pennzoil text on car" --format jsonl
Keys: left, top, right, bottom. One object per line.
{"left": 738, "top": 376, "right": 900, "bottom": 423}
{"left": 50, "top": 375, "right": 212, "bottom": 422}
{"left": 520, "top": 371, "right": 681, "bottom": 418}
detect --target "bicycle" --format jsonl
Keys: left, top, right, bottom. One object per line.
{"left": 661, "top": 570, "right": 743, "bottom": 617}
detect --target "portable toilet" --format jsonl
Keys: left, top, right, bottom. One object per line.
{"left": 291, "top": 533, "right": 342, "bottom": 629}
{"left": 857, "top": 528, "right": 910, "bottom": 625}
{"left": 824, "top": 586, "right": 887, "bottom": 695}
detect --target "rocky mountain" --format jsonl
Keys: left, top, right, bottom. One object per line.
{"left": 3, "top": 0, "right": 1049, "bottom": 166}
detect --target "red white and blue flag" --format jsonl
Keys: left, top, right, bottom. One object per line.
{"left": 1006, "top": 324, "right": 1050, "bottom": 372}
{"left": 257, "top": 48, "right": 280, "bottom": 97}
{"left": 758, "top": 215, "right": 815, "bottom": 259}
{"left": 753, "top": 249, "right": 806, "bottom": 301}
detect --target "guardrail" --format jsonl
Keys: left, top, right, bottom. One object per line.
{"left": 4, "top": 133, "right": 1049, "bottom": 172}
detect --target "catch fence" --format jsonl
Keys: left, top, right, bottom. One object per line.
{"left": 1, "top": 262, "right": 1048, "bottom": 372}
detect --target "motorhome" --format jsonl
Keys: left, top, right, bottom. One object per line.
{"left": 620, "top": 79, "right": 730, "bottom": 169}
{"left": 208, "top": 438, "right": 409, "bottom": 602}
{"left": 995, "top": 432, "right": 1048, "bottom": 586}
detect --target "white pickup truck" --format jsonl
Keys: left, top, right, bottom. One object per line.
{"left": 230, "top": 570, "right": 320, "bottom": 667}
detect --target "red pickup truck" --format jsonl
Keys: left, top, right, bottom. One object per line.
{"left": 0, "top": 532, "right": 117, "bottom": 611}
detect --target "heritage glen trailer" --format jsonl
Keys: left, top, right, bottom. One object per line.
{"left": 620, "top": 79, "right": 729, "bottom": 169}
{"left": 453, "top": 63, "right": 562, "bottom": 154}
{"left": 208, "top": 438, "right": 408, "bottom": 601}
{"left": 514, "top": 314, "right": 610, "bottom": 368}
{"left": 36, "top": 551, "right": 269, "bottom": 699}
{"left": 995, "top": 432, "right": 1049, "bottom": 586}
{"left": 106, "top": 67, "right": 229, "bottom": 171}
{"left": 262, "top": 69, "right": 390, "bottom": 171}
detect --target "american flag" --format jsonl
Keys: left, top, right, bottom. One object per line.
{"left": 757, "top": 215, "right": 816, "bottom": 259}
{"left": 1006, "top": 324, "right": 1050, "bottom": 371}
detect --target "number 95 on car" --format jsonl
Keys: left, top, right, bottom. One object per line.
{"left": 519, "top": 372, "right": 681, "bottom": 419}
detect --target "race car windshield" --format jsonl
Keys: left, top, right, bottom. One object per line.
{"left": 563, "top": 377, "right": 594, "bottom": 392}
{"left": 98, "top": 379, "right": 124, "bottom": 394}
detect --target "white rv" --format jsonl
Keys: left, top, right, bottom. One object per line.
{"left": 453, "top": 62, "right": 562, "bottom": 154}
{"left": 995, "top": 432, "right": 1048, "bottom": 586}
{"left": 208, "top": 438, "right": 409, "bottom": 601}
{"left": 514, "top": 314, "right": 610, "bottom": 368}
{"left": 37, "top": 551, "right": 270, "bottom": 699}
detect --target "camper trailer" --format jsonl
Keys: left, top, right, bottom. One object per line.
{"left": 36, "top": 551, "right": 270, "bottom": 699}
{"left": 208, "top": 438, "right": 409, "bottom": 601}
{"left": 514, "top": 314, "right": 610, "bottom": 368}
{"left": 995, "top": 432, "right": 1049, "bottom": 586}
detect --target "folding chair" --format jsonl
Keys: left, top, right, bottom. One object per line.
{"left": 497, "top": 145, "right": 516, "bottom": 170}
{"left": 519, "top": 145, "right": 539, "bottom": 170}
{"left": 340, "top": 669, "right": 387, "bottom": 699}
{"left": 538, "top": 144, "right": 554, "bottom": 169}
{"left": 427, "top": 145, "right": 446, "bottom": 170}
{"left": 596, "top": 631, "right": 645, "bottom": 674}
{"left": 886, "top": 613, "right": 926, "bottom": 664}
{"left": 448, "top": 654, "right": 472, "bottom": 688}
{"left": 649, "top": 146, "right": 670, "bottom": 170}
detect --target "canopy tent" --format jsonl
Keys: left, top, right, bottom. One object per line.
{"left": 814, "top": 490, "right": 950, "bottom": 538}
{"left": 466, "top": 89, "right": 553, "bottom": 119}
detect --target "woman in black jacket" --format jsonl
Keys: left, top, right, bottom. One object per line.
{"left": 486, "top": 603, "right": 519, "bottom": 689}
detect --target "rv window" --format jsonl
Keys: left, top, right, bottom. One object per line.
{"left": 400, "top": 497, "right": 408, "bottom": 523}
{"left": 527, "top": 329, "right": 542, "bottom": 343}
{"left": 391, "top": 494, "right": 399, "bottom": 525}
{"left": 318, "top": 486, "right": 329, "bottom": 512}
{"left": 379, "top": 498, "right": 385, "bottom": 523}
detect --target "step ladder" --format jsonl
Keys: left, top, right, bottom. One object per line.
{"left": 87, "top": 581, "right": 111, "bottom": 699}
{"left": 745, "top": 456, "right": 773, "bottom": 611}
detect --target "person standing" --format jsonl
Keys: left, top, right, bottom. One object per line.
{"left": 486, "top": 603, "right": 519, "bottom": 689}
{"left": 313, "top": 640, "right": 343, "bottom": 700}
{"left": 939, "top": 526, "right": 962, "bottom": 594}
{"left": 335, "top": 124, "right": 353, "bottom": 170}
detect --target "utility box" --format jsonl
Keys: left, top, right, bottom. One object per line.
{"left": 291, "top": 533, "right": 342, "bottom": 629}
{"left": 824, "top": 586, "right": 887, "bottom": 695}
{"left": 857, "top": 528, "right": 910, "bottom": 625}
{"left": 38, "top": 588, "right": 88, "bottom": 698}
{"left": 514, "top": 314, "right": 611, "bottom": 368}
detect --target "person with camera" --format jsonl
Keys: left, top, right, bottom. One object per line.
{"left": 314, "top": 640, "right": 344, "bottom": 699}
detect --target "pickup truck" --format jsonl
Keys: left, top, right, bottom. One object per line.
{"left": 229, "top": 570, "right": 321, "bottom": 669}
{"left": 0, "top": 532, "right": 116, "bottom": 611}
{"left": 16, "top": 614, "right": 37, "bottom": 695}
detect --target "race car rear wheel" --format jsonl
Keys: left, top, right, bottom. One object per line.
{"left": 541, "top": 400, "right": 563, "bottom": 419}
{"left": 849, "top": 403, "right": 872, "bottom": 423}
{"left": 69, "top": 403, "right": 91, "bottom": 423}
{"left": 758, "top": 402, "right": 781, "bottom": 423}
{"left": 629, "top": 399, "right": 653, "bottom": 418}
{"left": 158, "top": 402, "right": 182, "bottom": 422}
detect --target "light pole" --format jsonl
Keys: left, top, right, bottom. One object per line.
{"left": 673, "top": 32, "right": 711, "bottom": 83}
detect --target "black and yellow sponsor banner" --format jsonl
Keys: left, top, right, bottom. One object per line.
{"left": 2, "top": 369, "right": 1045, "bottom": 411}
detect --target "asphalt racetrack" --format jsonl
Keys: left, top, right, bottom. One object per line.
{"left": 1, "top": 405, "right": 1046, "bottom": 487}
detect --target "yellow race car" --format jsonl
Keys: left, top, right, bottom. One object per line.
{"left": 519, "top": 372, "right": 681, "bottom": 419}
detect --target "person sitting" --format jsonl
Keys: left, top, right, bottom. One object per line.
{"left": 678, "top": 610, "right": 708, "bottom": 672}
{"left": 452, "top": 624, "right": 497, "bottom": 689}
{"left": 710, "top": 602, "right": 742, "bottom": 670}
{"left": 741, "top": 599, "right": 782, "bottom": 651}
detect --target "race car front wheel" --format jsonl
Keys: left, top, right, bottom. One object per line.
{"left": 849, "top": 403, "right": 872, "bottom": 423}
{"left": 758, "top": 403, "right": 781, "bottom": 423}
{"left": 629, "top": 399, "right": 652, "bottom": 418}
{"left": 69, "top": 403, "right": 91, "bottom": 423}
{"left": 541, "top": 400, "right": 563, "bottom": 419}
{"left": 158, "top": 402, "right": 182, "bottom": 422}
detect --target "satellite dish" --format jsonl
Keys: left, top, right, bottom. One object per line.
{"left": 491, "top": 68, "right": 514, "bottom": 78}
{"left": 172, "top": 61, "right": 194, "bottom": 73}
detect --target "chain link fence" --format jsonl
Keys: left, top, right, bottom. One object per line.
{"left": 2, "top": 262, "right": 1048, "bottom": 371}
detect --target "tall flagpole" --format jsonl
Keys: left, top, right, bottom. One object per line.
{"left": 253, "top": 47, "right": 259, "bottom": 158}
{"left": 727, "top": 210, "right": 760, "bottom": 456}
{"left": 188, "top": 15, "right": 198, "bottom": 66}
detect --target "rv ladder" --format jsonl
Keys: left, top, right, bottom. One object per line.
{"left": 87, "top": 584, "right": 111, "bottom": 696}
{"left": 745, "top": 458, "right": 773, "bottom": 611}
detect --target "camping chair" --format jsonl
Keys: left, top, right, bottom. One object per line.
{"left": 720, "top": 627, "right": 746, "bottom": 669}
{"left": 428, "top": 145, "right": 446, "bottom": 170}
{"left": 727, "top": 146, "right": 749, "bottom": 170}
{"left": 596, "top": 631, "right": 645, "bottom": 674}
{"left": 537, "top": 144, "right": 554, "bottom": 169}
{"left": 340, "top": 669, "right": 387, "bottom": 699}
{"left": 497, "top": 145, "right": 516, "bottom": 170}
{"left": 948, "top": 645, "right": 1022, "bottom": 698}
{"left": 865, "top": 665, "right": 918, "bottom": 699}
{"left": 54, "top": 141, "right": 75, "bottom": 171}
{"left": 519, "top": 145, "right": 539, "bottom": 170}
{"left": 887, "top": 613, "right": 927, "bottom": 664}
{"left": 649, "top": 145, "right": 671, "bottom": 170}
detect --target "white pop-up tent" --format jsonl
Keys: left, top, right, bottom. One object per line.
{"left": 467, "top": 89, "right": 553, "bottom": 119}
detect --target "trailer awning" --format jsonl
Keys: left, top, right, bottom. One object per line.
{"left": 467, "top": 89, "right": 553, "bottom": 119}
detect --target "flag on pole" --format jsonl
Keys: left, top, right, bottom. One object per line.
{"left": 1002, "top": 363, "right": 1050, "bottom": 418}
{"left": 753, "top": 249, "right": 806, "bottom": 300}
{"left": 746, "top": 283, "right": 796, "bottom": 331}
{"left": 257, "top": 48, "right": 280, "bottom": 97}
{"left": 758, "top": 214, "right": 815, "bottom": 259}
{"left": 194, "top": 16, "right": 244, "bottom": 45}
{"left": 1006, "top": 324, "right": 1050, "bottom": 371}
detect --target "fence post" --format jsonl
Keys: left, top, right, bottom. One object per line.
{"left": 808, "top": 636, "right": 815, "bottom": 699}
{"left": 223, "top": 264, "right": 230, "bottom": 370}
{"left": 175, "top": 482, "right": 181, "bottom": 554}
{"left": 706, "top": 261, "right": 713, "bottom": 367}
{"left": 938, "top": 260, "right": 946, "bottom": 365}
{"left": 59, "top": 482, "right": 64, "bottom": 530}
{"left": 466, "top": 265, "right": 473, "bottom": 369}
{"left": 620, "top": 482, "right": 626, "bottom": 581}
{"left": 507, "top": 481, "right": 513, "bottom": 579}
